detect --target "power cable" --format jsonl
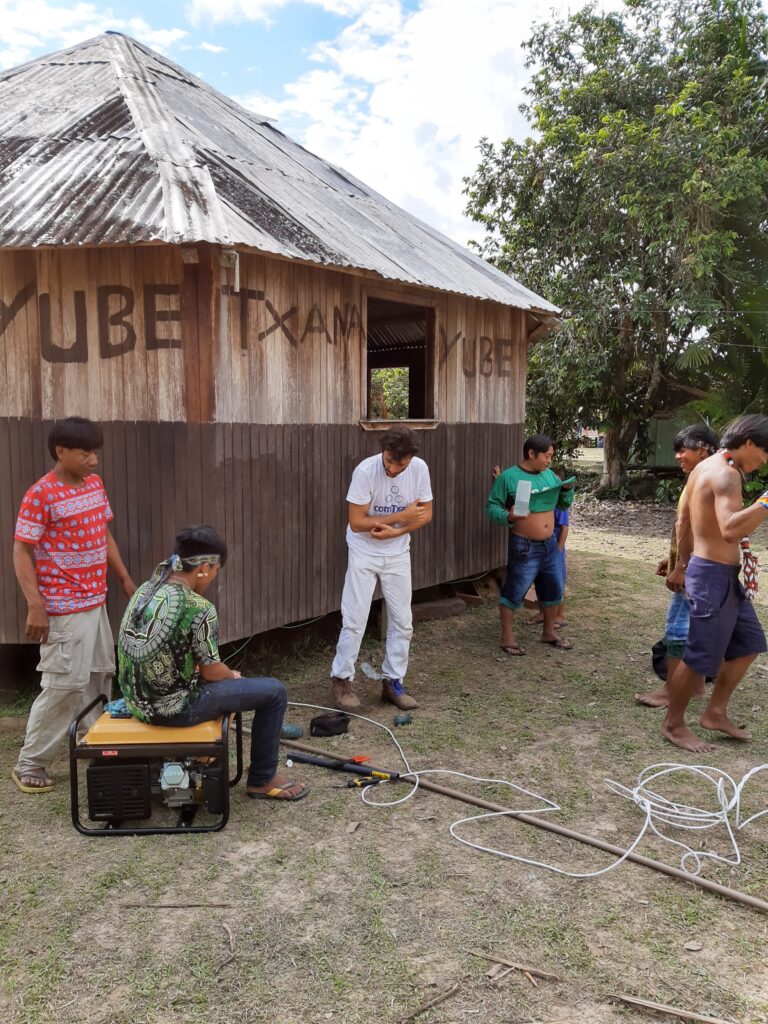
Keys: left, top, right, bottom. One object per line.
{"left": 285, "top": 701, "right": 768, "bottom": 880}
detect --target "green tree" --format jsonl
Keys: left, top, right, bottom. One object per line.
{"left": 465, "top": 0, "right": 768, "bottom": 487}
{"left": 677, "top": 225, "right": 768, "bottom": 426}
{"left": 370, "top": 367, "right": 409, "bottom": 419}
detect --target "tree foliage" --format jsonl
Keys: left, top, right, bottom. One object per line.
{"left": 677, "top": 224, "right": 768, "bottom": 426}
{"left": 464, "top": 0, "right": 768, "bottom": 486}
{"left": 370, "top": 367, "right": 409, "bottom": 419}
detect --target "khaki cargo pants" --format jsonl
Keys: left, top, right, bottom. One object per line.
{"left": 15, "top": 604, "right": 115, "bottom": 775}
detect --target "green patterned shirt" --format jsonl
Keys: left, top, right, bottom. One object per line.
{"left": 118, "top": 581, "right": 220, "bottom": 722}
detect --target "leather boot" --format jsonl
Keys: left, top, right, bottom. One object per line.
{"left": 330, "top": 676, "right": 361, "bottom": 710}
{"left": 381, "top": 678, "right": 418, "bottom": 710}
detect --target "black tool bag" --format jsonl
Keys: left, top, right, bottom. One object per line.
{"left": 309, "top": 712, "right": 350, "bottom": 737}
{"left": 652, "top": 639, "right": 668, "bottom": 681}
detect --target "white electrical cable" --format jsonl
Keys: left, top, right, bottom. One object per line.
{"left": 286, "top": 701, "right": 768, "bottom": 879}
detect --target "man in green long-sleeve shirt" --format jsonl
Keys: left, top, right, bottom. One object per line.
{"left": 486, "top": 434, "right": 575, "bottom": 655}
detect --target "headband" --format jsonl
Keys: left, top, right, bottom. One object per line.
{"left": 676, "top": 439, "right": 717, "bottom": 455}
{"left": 129, "top": 552, "right": 221, "bottom": 624}
{"left": 168, "top": 553, "right": 221, "bottom": 569}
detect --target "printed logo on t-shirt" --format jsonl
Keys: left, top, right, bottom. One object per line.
{"left": 373, "top": 484, "right": 405, "bottom": 515}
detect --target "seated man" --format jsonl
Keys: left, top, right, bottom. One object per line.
{"left": 118, "top": 525, "right": 307, "bottom": 801}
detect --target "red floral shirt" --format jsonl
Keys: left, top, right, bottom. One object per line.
{"left": 14, "top": 471, "right": 114, "bottom": 615}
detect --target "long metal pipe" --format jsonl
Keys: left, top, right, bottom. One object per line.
{"left": 281, "top": 738, "right": 768, "bottom": 914}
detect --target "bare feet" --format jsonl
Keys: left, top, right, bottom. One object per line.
{"left": 699, "top": 710, "right": 751, "bottom": 742}
{"left": 661, "top": 721, "right": 716, "bottom": 753}
{"left": 635, "top": 681, "right": 706, "bottom": 708}
{"left": 635, "top": 685, "right": 671, "bottom": 708}
{"left": 525, "top": 615, "right": 544, "bottom": 626}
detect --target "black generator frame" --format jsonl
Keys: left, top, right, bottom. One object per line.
{"left": 69, "top": 695, "right": 243, "bottom": 837}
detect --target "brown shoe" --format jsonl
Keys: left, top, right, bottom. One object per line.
{"left": 330, "top": 676, "right": 361, "bottom": 710}
{"left": 381, "top": 678, "right": 417, "bottom": 710}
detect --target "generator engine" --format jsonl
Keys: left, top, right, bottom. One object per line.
{"left": 156, "top": 759, "right": 205, "bottom": 808}
{"left": 72, "top": 697, "right": 242, "bottom": 835}
{"left": 85, "top": 755, "right": 226, "bottom": 821}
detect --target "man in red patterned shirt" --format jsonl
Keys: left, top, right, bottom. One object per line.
{"left": 11, "top": 417, "right": 136, "bottom": 793}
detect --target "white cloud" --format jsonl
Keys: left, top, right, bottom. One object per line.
{"left": 237, "top": 0, "right": 624, "bottom": 244}
{"left": 0, "top": 2, "right": 186, "bottom": 68}
{"left": 127, "top": 21, "right": 187, "bottom": 49}
{"left": 187, "top": 0, "right": 370, "bottom": 27}
{"left": 200, "top": 40, "right": 226, "bottom": 52}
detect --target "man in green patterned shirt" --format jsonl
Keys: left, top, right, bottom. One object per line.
{"left": 119, "top": 574, "right": 219, "bottom": 722}
{"left": 118, "top": 525, "right": 308, "bottom": 801}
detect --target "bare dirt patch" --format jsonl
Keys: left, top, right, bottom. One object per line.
{"left": 2, "top": 500, "right": 768, "bottom": 1023}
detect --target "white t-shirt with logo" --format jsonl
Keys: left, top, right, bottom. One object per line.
{"left": 345, "top": 454, "right": 433, "bottom": 557}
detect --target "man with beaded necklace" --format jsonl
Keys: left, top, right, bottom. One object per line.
{"left": 662, "top": 414, "right": 768, "bottom": 752}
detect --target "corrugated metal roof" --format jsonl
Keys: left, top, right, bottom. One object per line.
{"left": 0, "top": 32, "right": 558, "bottom": 313}
{"left": 368, "top": 297, "right": 426, "bottom": 353}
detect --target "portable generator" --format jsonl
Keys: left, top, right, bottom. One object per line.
{"left": 69, "top": 695, "right": 243, "bottom": 836}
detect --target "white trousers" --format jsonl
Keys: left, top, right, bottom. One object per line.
{"left": 15, "top": 605, "right": 115, "bottom": 774}
{"left": 331, "top": 548, "right": 413, "bottom": 683}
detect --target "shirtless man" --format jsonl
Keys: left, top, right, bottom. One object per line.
{"left": 635, "top": 423, "right": 719, "bottom": 708}
{"left": 487, "top": 434, "right": 574, "bottom": 655}
{"left": 662, "top": 414, "right": 768, "bottom": 753}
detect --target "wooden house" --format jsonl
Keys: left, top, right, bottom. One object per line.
{"left": 0, "top": 33, "right": 558, "bottom": 643}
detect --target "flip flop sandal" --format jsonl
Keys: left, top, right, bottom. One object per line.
{"left": 246, "top": 782, "right": 310, "bottom": 801}
{"left": 541, "top": 638, "right": 573, "bottom": 650}
{"left": 11, "top": 768, "right": 54, "bottom": 793}
{"left": 500, "top": 644, "right": 526, "bottom": 656}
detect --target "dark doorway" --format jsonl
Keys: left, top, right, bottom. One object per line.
{"left": 366, "top": 297, "right": 434, "bottom": 419}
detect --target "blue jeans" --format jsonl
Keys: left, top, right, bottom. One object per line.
{"left": 500, "top": 533, "right": 563, "bottom": 609}
{"left": 157, "top": 677, "right": 288, "bottom": 788}
{"left": 664, "top": 591, "right": 690, "bottom": 658}
{"left": 663, "top": 593, "right": 688, "bottom": 638}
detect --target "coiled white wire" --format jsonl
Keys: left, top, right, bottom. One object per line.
{"left": 286, "top": 702, "right": 768, "bottom": 879}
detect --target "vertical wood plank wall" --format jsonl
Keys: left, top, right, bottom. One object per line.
{"left": 0, "top": 244, "right": 530, "bottom": 643}
{"left": 215, "top": 254, "right": 526, "bottom": 426}
{"left": 0, "top": 420, "right": 523, "bottom": 643}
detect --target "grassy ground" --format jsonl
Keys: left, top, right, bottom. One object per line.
{"left": 2, "top": 504, "right": 768, "bottom": 1024}
{"left": 572, "top": 445, "right": 604, "bottom": 468}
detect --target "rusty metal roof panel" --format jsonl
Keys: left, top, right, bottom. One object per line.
{"left": 212, "top": 154, "right": 553, "bottom": 310}
{"left": 0, "top": 131, "right": 165, "bottom": 247}
{"left": 0, "top": 64, "right": 119, "bottom": 138}
{"left": 0, "top": 32, "right": 557, "bottom": 313}
{"left": 157, "top": 76, "right": 371, "bottom": 199}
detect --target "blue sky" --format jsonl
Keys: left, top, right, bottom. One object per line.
{"left": 0, "top": 0, "right": 622, "bottom": 243}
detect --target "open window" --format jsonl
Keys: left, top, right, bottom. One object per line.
{"left": 366, "top": 297, "right": 435, "bottom": 421}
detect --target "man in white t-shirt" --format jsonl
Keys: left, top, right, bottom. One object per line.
{"left": 330, "top": 426, "right": 433, "bottom": 711}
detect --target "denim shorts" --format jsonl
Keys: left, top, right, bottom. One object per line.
{"left": 683, "top": 556, "right": 767, "bottom": 677}
{"left": 664, "top": 591, "right": 691, "bottom": 658}
{"left": 500, "top": 533, "right": 563, "bottom": 609}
